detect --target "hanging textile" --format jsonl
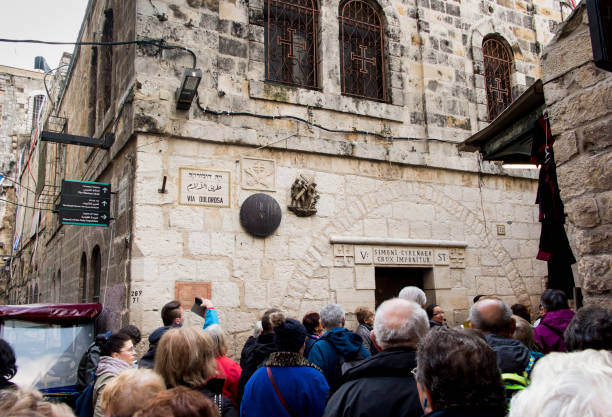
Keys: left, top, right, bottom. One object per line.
{"left": 532, "top": 116, "right": 576, "bottom": 298}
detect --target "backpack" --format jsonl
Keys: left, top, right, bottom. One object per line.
{"left": 77, "top": 332, "right": 111, "bottom": 392}
{"left": 502, "top": 372, "right": 529, "bottom": 410}
{"left": 74, "top": 373, "right": 96, "bottom": 417}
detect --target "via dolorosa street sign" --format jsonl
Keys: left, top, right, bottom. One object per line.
{"left": 59, "top": 180, "right": 111, "bottom": 227}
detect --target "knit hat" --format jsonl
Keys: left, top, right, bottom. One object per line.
{"left": 270, "top": 312, "right": 307, "bottom": 352}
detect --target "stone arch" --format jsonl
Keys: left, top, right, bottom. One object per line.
{"left": 279, "top": 180, "right": 531, "bottom": 315}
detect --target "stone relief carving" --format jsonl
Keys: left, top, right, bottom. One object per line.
{"left": 449, "top": 248, "right": 466, "bottom": 269}
{"left": 288, "top": 174, "right": 319, "bottom": 217}
{"left": 241, "top": 157, "right": 276, "bottom": 191}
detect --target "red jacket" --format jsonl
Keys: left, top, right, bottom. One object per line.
{"left": 216, "top": 355, "right": 242, "bottom": 407}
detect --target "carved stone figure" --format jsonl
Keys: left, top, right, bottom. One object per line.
{"left": 288, "top": 175, "right": 319, "bottom": 216}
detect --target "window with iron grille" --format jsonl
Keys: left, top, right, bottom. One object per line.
{"left": 483, "top": 37, "right": 513, "bottom": 121}
{"left": 32, "top": 94, "right": 45, "bottom": 131}
{"left": 339, "top": 0, "right": 386, "bottom": 102}
{"left": 265, "top": 0, "right": 318, "bottom": 89}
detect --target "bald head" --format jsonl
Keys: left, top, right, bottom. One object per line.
{"left": 469, "top": 298, "right": 514, "bottom": 336}
{"left": 373, "top": 298, "right": 429, "bottom": 350}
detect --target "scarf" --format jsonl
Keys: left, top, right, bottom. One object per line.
{"left": 95, "top": 355, "right": 132, "bottom": 377}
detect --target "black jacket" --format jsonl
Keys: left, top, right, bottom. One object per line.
{"left": 323, "top": 347, "right": 423, "bottom": 417}
{"left": 484, "top": 333, "right": 530, "bottom": 374}
{"left": 196, "top": 379, "right": 238, "bottom": 417}
{"left": 237, "top": 333, "right": 277, "bottom": 404}
{"left": 138, "top": 325, "right": 176, "bottom": 369}
{"left": 423, "top": 407, "right": 506, "bottom": 417}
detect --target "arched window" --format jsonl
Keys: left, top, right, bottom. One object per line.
{"left": 80, "top": 253, "right": 88, "bottom": 303}
{"left": 339, "top": 0, "right": 386, "bottom": 101}
{"left": 483, "top": 37, "right": 513, "bottom": 121}
{"left": 90, "top": 246, "right": 101, "bottom": 303}
{"left": 265, "top": 0, "right": 318, "bottom": 88}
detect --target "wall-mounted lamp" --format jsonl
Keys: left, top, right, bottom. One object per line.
{"left": 176, "top": 68, "right": 202, "bottom": 110}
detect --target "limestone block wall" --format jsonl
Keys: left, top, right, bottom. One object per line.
{"left": 3, "top": 0, "right": 137, "bottom": 324}
{"left": 541, "top": 4, "right": 612, "bottom": 307}
{"left": 133, "top": 0, "right": 561, "bottom": 149}
{"left": 131, "top": 135, "right": 545, "bottom": 356}
{"left": 0, "top": 66, "right": 45, "bottom": 175}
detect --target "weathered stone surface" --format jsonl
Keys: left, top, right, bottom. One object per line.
{"left": 580, "top": 118, "right": 612, "bottom": 152}
{"left": 565, "top": 197, "right": 600, "bottom": 228}
{"left": 579, "top": 255, "right": 612, "bottom": 294}
{"left": 571, "top": 225, "right": 612, "bottom": 256}
{"left": 553, "top": 131, "right": 578, "bottom": 165}
{"left": 557, "top": 153, "right": 612, "bottom": 200}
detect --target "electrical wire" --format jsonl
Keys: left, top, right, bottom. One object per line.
{"left": 194, "top": 93, "right": 457, "bottom": 144}
{"left": 0, "top": 198, "right": 56, "bottom": 211}
{"left": 0, "top": 38, "right": 197, "bottom": 68}
{"left": 44, "top": 64, "right": 69, "bottom": 111}
{"left": 0, "top": 173, "right": 38, "bottom": 194}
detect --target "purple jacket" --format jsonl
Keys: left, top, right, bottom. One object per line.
{"left": 534, "top": 309, "right": 574, "bottom": 353}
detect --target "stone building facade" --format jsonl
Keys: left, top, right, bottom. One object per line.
{"left": 6, "top": 0, "right": 563, "bottom": 354}
{"left": 0, "top": 65, "right": 45, "bottom": 301}
{"left": 541, "top": 3, "right": 611, "bottom": 308}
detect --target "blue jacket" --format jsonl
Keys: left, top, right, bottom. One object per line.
{"left": 241, "top": 352, "right": 329, "bottom": 417}
{"left": 203, "top": 308, "right": 219, "bottom": 329}
{"left": 308, "top": 328, "right": 369, "bottom": 391}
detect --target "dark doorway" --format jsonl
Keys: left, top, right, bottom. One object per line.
{"left": 375, "top": 267, "right": 428, "bottom": 308}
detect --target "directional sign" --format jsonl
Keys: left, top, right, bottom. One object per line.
{"left": 59, "top": 180, "right": 111, "bottom": 227}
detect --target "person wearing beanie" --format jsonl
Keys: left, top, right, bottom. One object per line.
{"left": 241, "top": 312, "right": 329, "bottom": 417}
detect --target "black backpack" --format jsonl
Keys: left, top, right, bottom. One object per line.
{"left": 76, "top": 332, "right": 110, "bottom": 392}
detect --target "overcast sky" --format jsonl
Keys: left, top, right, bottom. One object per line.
{"left": 0, "top": 1, "right": 88, "bottom": 70}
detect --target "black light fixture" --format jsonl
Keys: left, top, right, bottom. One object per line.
{"left": 176, "top": 68, "right": 202, "bottom": 110}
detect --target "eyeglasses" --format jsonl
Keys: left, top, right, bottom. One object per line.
{"left": 120, "top": 346, "right": 136, "bottom": 353}
{"left": 433, "top": 311, "right": 445, "bottom": 316}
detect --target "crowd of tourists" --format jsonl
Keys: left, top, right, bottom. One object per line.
{"left": 0, "top": 288, "right": 610, "bottom": 417}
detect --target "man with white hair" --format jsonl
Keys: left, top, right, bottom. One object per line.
{"left": 398, "top": 286, "right": 426, "bottom": 308}
{"left": 308, "top": 304, "right": 370, "bottom": 391}
{"left": 469, "top": 298, "right": 530, "bottom": 374}
{"left": 323, "top": 298, "right": 428, "bottom": 417}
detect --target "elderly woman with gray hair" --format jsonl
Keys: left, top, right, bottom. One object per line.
{"left": 205, "top": 324, "right": 242, "bottom": 407}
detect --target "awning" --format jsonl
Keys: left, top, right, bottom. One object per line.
{"left": 459, "top": 80, "right": 545, "bottom": 162}
{"left": 0, "top": 303, "right": 102, "bottom": 323}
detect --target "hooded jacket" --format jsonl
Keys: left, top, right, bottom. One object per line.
{"left": 138, "top": 325, "right": 174, "bottom": 369}
{"left": 323, "top": 347, "right": 422, "bottom": 417}
{"left": 534, "top": 309, "right": 574, "bottom": 353}
{"left": 308, "top": 328, "right": 370, "bottom": 392}
{"left": 484, "top": 333, "right": 530, "bottom": 374}
{"left": 237, "top": 333, "right": 278, "bottom": 404}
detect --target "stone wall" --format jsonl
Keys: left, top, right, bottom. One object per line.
{"left": 130, "top": 135, "right": 545, "bottom": 357}
{"left": 0, "top": 65, "right": 45, "bottom": 175}
{"left": 134, "top": 0, "right": 561, "bottom": 145}
{"left": 541, "top": 3, "right": 611, "bottom": 307}
{"left": 0, "top": 66, "right": 45, "bottom": 302}
{"left": 4, "top": 0, "right": 138, "bottom": 328}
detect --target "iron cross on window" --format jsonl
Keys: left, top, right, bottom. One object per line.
{"left": 278, "top": 28, "right": 307, "bottom": 59}
{"left": 351, "top": 45, "right": 376, "bottom": 74}
{"left": 492, "top": 77, "right": 507, "bottom": 103}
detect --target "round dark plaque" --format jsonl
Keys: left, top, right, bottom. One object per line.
{"left": 239, "top": 193, "right": 282, "bottom": 237}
